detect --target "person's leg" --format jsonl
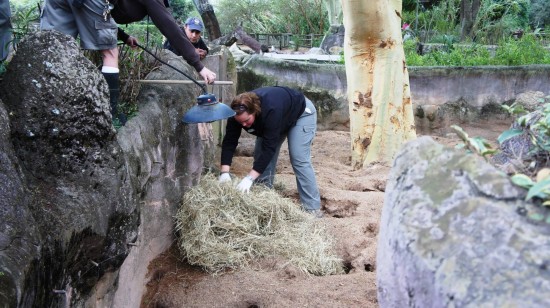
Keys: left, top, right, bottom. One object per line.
{"left": 70, "top": 0, "right": 122, "bottom": 125}
{"left": 254, "top": 136, "right": 285, "bottom": 188}
{"left": 101, "top": 48, "right": 126, "bottom": 125}
{"left": 0, "top": 0, "right": 12, "bottom": 61}
{"left": 287, "top": 98, "right": 321, "bottom": 212}
{"left": 40, "top": 0, "right": 79, "bottom": 38}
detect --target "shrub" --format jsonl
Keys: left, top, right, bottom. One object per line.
{"left": 498, "top": 97, "right": 550, "bottom": 206}
{"left": 405, "top": 34, "right": 550, "bottom": 66}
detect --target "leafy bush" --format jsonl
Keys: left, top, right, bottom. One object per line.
{"left": 405, "top": 35, "right": 550, "bottom": 66}
{"left": 118, "top": 23, "right": 166, "bottom": 48}
{"left": 529, "top": 0, "right": 550, "bottom": 28}
{"left": 401, "top": 0, "right": 461, "bottom": 43}
{"left": 492, "top": 34, "right": 550, "bottom": 65}
{"left": 453, "top": 96, "right": 550, "bottom": 208}
{"left": 215, "top": 0, "right": 328, "bottom": 35}
{"left": 10, "top": 0, "right": 40, "bottom": 48}
{"left": 472, "top": 0, "right": 530, "bottom": 44}
{"left": 498, "top": 97, "right": 550, "bottom": 206}
{"left": 168, "top": 0, "right": 196, "bottom": 23}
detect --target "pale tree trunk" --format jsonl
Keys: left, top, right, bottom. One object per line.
{"left": 325, "top": 0, "right": 343, "bottom": 27}
{"left": 342, "top": 0, "right": 416, "bottom": 169}
{"left": 192, "top": 0, "right": 222, "bottom": 40}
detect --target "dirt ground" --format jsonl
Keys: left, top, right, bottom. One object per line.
{"left": 140, "top": 119, "right": 512, "bottom": 308}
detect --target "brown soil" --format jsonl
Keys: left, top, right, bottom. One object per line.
{"left": 140, "top": 120, "right": 512, "bottom": 308}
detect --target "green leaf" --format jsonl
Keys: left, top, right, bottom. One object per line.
{"left": 526, "top": 177, "right": 550, "bottom": 200}
{"left": 497, "top": 129, "right": 523, "bottom": 144}
{"left": 469, "top": 137, "right": 496, "bottom": 156}
{"left": 542, "top": 144, "right": 550, "bottom": 152}
{"left": 451, "top": 125, "right": 469, "bottom": 141}
{"left": 468, "top": 137, "right": 483, "bottom": 152}
{"left": 518, "top": 115, "right": 530, "bottom": 126}
{"left": 529, "top": 212, "right": 545, "bottom": 221}
{"left": 511, "top": 174, "right": 534, "bottom": 189}
{"left": 481, "top": 148, "right": 498, "bottom": 156}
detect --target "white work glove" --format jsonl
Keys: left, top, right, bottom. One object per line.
{"left": 236, "top": 176, "right": 254, "bottom": 194}
{"left": 219, "top": 172, "right": 231, "bottom": 183}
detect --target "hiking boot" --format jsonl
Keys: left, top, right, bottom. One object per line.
{"left": 103, "top": 72, "right": 126, "bottom": 126}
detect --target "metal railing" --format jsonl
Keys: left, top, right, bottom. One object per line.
{"left": 249, "top": 33, "right": 325, "bottom": 49}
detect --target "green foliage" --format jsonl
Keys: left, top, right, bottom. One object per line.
{"left": 401, "top": 0, "right": 461, "bottom": 43}
{"left": 85, "top": 44, "right": 161, "bottom": 120}
{"left": 451, "top": 125, "right": 497, "bottom": 159}
{"left": 118, "top": 23, "right": 166, "bottom": 48}
{"left": 405, "top": 34, "right": 550, "bottom": 66}
{"left": 473, "top": 0, "right": 530, "bottom": 44}
{"left": 1, "top": 0, "right": 40, "bottom": 77}
{"left": 493, "top": 34, "right": 550, "bottom": 65}
{"left": 511, "top": 171, "right": 550, "bottom": 206}
{"left": 10, "top": 0, "right": 40, "bottom": 45}
{"left": 217, "top": 0, "right": 272, "bottom": 33}
{"left": 402, "top": 0, "right": 419, "bottom": 12}
{"left": 529, "top": 0, "right": 550, "bottom": 28}
{"left": 511, "top": 166, "right": 550, "bottom": 207}
{"left": 118, "top": 45, "right": 161, "bottom": 115}
{"left": 498, "top": 97, "right": 550, "bottom": 205}
{"left": 215, "top": 0, "right": 328, "bottom": 35}
{"left": 405, "top": 42, "right": 492, "bottom": 66}
{"left": 453, "top": 96, "right": 550, "bottom": 207}
{"left": 10, "top": 0, "right": 40, "bottom": 12}
{"left": 169, "top": 0, "right": 196, "bottom": 23}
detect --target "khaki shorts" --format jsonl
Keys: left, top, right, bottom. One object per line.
{"left": 40, "top": 0, "right": 117, "bottom": 50}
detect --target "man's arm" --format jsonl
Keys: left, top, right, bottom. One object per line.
{"left": 117, "top": 28, "right": 138, "bottom": 47}
{"left": 139, "top": 0, "right": 204, "bottom": 72}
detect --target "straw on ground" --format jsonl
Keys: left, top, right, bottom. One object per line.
{"left": 175, "top": 174, "right": 344, "bottom": 275}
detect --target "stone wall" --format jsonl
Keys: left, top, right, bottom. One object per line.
{"left": 237, "top": 55, "right": 550, "bottom": 132}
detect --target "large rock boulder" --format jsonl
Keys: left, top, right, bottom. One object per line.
{"left": 0, "top": 100, "right": 34, "bottom": 308}
{"left": 319, "top": 25, "right": 345, "bottom": 55}
{"left": 0, "top": 30, "right": 232, "bottom": 307}
{"left": 0, "top": 30, "right": 137, "bottom": 306}
{"left": 377, "top": 136, "right": 550, "bottom": 307}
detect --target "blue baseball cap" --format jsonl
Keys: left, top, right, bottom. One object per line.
{"left": 185, "top": 17, "right": 204, "bottom": 32}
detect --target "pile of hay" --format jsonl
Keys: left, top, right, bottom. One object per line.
{"left": 175, "top": 174, "right": 344, "bottom": 275}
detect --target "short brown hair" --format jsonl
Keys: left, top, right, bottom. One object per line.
{"left": 231, "top": 92, "right": 261, "bottom": 115}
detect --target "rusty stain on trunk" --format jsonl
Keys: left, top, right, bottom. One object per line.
{"left": 355, "top": 92, "right": 373, "bottom": 108}
{"left": 362, "top": 137, "right": 371, "bottom": 149}
{"left": 379, "top": 39, "right": 395, "bottom": 49}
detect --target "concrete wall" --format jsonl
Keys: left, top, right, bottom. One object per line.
{"left": 237, "top": 55, "right": 550, "bottom": 132}
{"left": 410, "top": 65, "right": 550, "bottom": 108}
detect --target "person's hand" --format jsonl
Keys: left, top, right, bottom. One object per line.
{"left": 196, "top": 48, "right": 207, "bottom": 60}
{"left": 126, "top": 36, "right": 138, "bottom": 48}
{"left": 236, "top": 176, "right": 253, "bottom": 194}
{"left": 219, "top": 172, "right": 231, "bottom": 183}
{"left": 199, "top": 67, "right": 216, "bottom": 84}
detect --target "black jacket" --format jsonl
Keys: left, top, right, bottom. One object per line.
{"left": 163, "top": 37, "right": 209, "bottom": 56}
{"left": 221, "top": 87, "right": 306, "bottom": 174}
